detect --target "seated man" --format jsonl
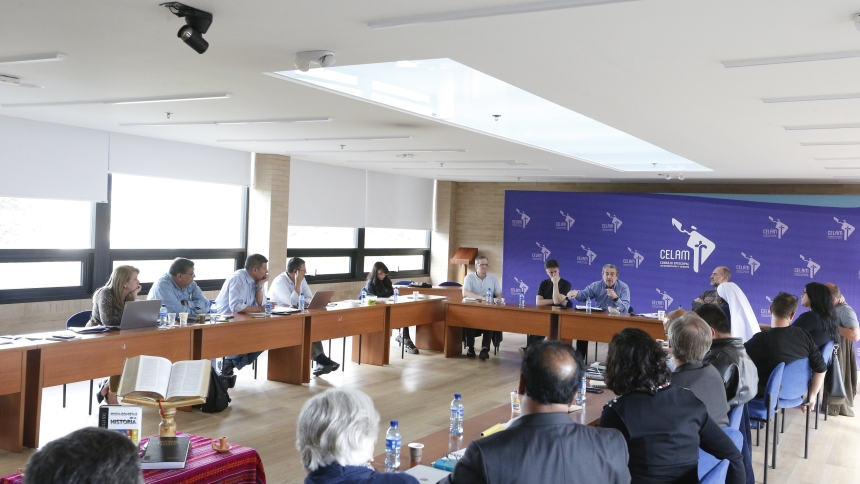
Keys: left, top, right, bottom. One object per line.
{"left": 668, "top": 313, "right": 730, "bottom": 427}
{"left": 697, "top": 303, "right": 758, "bottom": 408}
{"left": 527, "top": 258, "right": 571, "bottom": 347}
{"left": 23, "top": 427, "right": 143, "bottom": 484}
{"left": 567, "top": 264, "right": 630, "bottom": 360}
{"left": 462, "top": 255, "right": 502, "bottom": 360}
{"left": 147, "top": 257, "right": 210, "bottom": 317}
{"left": 214, "top": 253, "right": 269, "bottom": 382}
{"left": 692, "top": 266, "right": 731, "bottom": 311}
{"left": 269, "top": 257, "right": 340, "bottom": 376}
{"left": 744, "top": 292, "right": 827, "bottom": 409}
{"left": 442, "top": 341, "right": 631, "bottom": 484}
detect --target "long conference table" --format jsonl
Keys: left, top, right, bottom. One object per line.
{"left": 0, "top": 295, "right": 662, "bottom": 453}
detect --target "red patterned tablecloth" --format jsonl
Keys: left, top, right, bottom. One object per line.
{"left": 1, "top": 433, "right": 266, "bottom": 484}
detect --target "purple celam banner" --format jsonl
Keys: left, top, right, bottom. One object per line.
{"left": 503, "top": 191, "right": 860, "bottom": 322}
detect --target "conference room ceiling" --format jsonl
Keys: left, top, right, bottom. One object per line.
{"left": 2, "top": 0, "right": 860, "bottom": 184}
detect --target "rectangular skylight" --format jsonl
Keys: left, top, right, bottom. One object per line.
{"left": 270, "top": 58, "right": 709, "bottom": 172}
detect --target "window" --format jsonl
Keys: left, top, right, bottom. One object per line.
{"left": 0, "top": 197, "right": 92, "bottom": 249}
{"left": 287, "top": 226, "right": 430, "bottom": 282}
{"left": 112, "top": 259, "right": 236, "bottom": 283}
{"left": 0, "top": 261, "right": 82, "bottom": 290}
{"left": 111, "top": 174, "right": 244, "bottom": 249}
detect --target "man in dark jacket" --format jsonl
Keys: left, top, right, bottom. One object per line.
{"left": 697, "top": 303, "right": 758, "bottom": 407}
{"left": 441, "top": 341, "right": 631, "bottom": 484}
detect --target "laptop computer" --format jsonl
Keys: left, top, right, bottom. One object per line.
{"left": 115, "top": 300, "right": 162, "bottom": 330}
{"left": 306, "top": 290, "right": 335, "bottom": 309}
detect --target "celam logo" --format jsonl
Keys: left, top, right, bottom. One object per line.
{"left": 577, "top": 245, "right": 597, "bottom": 265}
{"left": 736, "top": 252, "right": 761, "bottom": 276}
{"left": 760, "top": 296, "right": 772, "bottom": 318}
{"left": 602, "top": 212, "right": 623, "bottom": 233}
{"left": 511, "top": 208, "right": 530, "bottom": 229}
{"left": 666, "top": 218, "right": 715, "bottom": 273}
{"left": 829, "top": 217, "right": 855, "bottom": 241}
{"left": 795, "top": 255, "right": 821, "bottom": 279}
{"left": 557, "top": 210, "right": 575, "bottom": 231}
{"left": 510, "top": 277, "right": 530, "bottom": 296}
{"left": 623, "top": 247, "right": 644, "bottom": 269}
{"left": 652, "top": 288, "right": 674, "bottom": 310}
{"left": 532, "top": 242, "right": 551, "bottom": 262}
{"left": 765, "top": 216, "right": 788, "bottom": 239}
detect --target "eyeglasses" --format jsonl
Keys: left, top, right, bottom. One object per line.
{"left": 476, "top": 264, "right": 489, "bottom": 268}
{"left": 184, "top": 272, "right": 196, "bottom": 278}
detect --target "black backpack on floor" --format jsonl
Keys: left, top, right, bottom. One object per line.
{"left": 201, "top": 366, "right": 231, "bottom": 413}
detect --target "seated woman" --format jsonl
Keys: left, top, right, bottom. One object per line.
{"left": 365, "top": 261, "right": 418, "bottom": 354}
{"left": 296, "top": 388, "right": 419, "bottom": 484}
{"left": 792, "top": 281, "right": 840, "bottom": 350}
{"left": 87, "top": 265, "right": 141, "bottom": 405}
{"left": 599, "top": 328, "right": 744, "bottom": 484}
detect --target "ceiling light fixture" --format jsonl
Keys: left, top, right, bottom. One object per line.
{"left": 285, "top": 149, "right": 467, "bottom": 153}
{"left": 216, "top": 135, "right": 410, "bottom": 142}
{"left": 800, "top": 141, "right": 860, "bottom": 146}
{"left": 762, "top": 93, "right": 860, "bottom": 103}
{"left": 294, "top": 50, "right": 336, "bottom": 72}
{"left": 119, "top": 117, "right": 330, "bottom": 127}
{"left": 722, "top": 50, "right": 860, "bottom": 68}
{"left": 1, "top": 93, "right": 231, "bottom": 108}
{"left": 161, "top": 2, "right": 213, "bottom": 54}
{"left": 367, "top": 0, "right": 641, "bottom": 29}
{"left": 0, "top": 53, "right": 66, "bottom": 65}
{"left": 0, "top": 75, "right": 43, "bottom": 89}
{"left": 785, "top": 123, "right": 860, "bottom": 130}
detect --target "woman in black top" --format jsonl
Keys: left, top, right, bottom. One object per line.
{"left": 792, "top": 282, "right": 840, "bottom": 349}
{"left": 599, "top": 328, "right": 744, "bottom": 484}
{"left": 364, "top": 262, "right": 418, "bottom": 354}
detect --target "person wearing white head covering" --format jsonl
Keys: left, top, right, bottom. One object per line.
{"left": 717, "top": 282, "right": 761, "bottom": 342}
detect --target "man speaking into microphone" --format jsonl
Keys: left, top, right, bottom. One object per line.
{"left": 567, "top": 264, "right": 631, "bottom": 360}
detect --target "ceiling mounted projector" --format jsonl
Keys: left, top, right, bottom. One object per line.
{"left": 161, "top": 2, "right": 213, "bottom": 54}
{"left": 294, "top": 50, "right": 336, "bottom": 72}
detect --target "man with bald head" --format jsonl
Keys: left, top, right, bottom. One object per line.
{"left": 441, "top": 341, "right": 631, "bottom": 484}
{"left": 692, "top": 266, "right": 731, "bottom": 310}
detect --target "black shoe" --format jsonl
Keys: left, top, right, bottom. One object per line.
{"left": 479, "top": 348, "right": 490, "bottom": 360}
{"left": 466, "top": 346, "right": 476, "bottom": 357}
{"left": 395, "top": 333, "right": 403, "bottom": 345}
{"left": 404, "top": 339, "right": 419, "bottom": 355}
{"left": 96, "top": 379, "right": 108, "bottom": 404}
{"left": 221, "top": 359, "right": 235, "bottom": 376}
{"left": 313, "top": 363, "right": 336, "bottom": 376}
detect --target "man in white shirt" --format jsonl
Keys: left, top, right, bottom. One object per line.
{"left": 462, "top": 255, "right": 503, "bottom": 360}
{"left": 268, "top": 257, "right": 340, "bottom": 376}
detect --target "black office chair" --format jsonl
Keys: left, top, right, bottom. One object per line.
{"left": 65, "top": 310, "right": 95, "bottom": 415}
{"left": 439, "top": 281, "right": 462, "bottom": 287}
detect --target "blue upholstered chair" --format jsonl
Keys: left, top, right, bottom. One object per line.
{"left": 698, "top": 426, "right": 743, "bottom": 480}
{"left": 816, "top": 340, "right": 835, "bottom": 428}
{"left": 747, "top": 362, "right": 784, "bottom": 484}
{"left": 65, "top": 310, "right": 95, "bottom": 415}
{"left": 776, "top": 358, "right": 813, "bottom": 461}
{"left": 699, "top": 460, "right": 729, "bottom": 484}
{"left": 728, "top": 404, "right": 744, "bottom": 431}
{"left": 438, "top": 281, "right": 462, "bottom": 287}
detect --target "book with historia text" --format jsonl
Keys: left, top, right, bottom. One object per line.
{"left": 118, "top": 355, "right": 210, "bottom": 402}
{"left": 97, "top": 405, "right": 142, "bottom": 445}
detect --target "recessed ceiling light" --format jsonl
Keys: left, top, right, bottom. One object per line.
{"left": 118, "top": 117, "right": 330, "bottom": 127}
{"left": 0, "top": 75, "right": 43, "bottom": 89}
{"left": 1, "top": 93, "right": 231, "bottom": 108}
{"left": 285, "top": 149, "right": 466, "bottom": 153}
{"left": 216, "top": 136, "right": 411, "bottom": 142}
{"left": 0, "top": 53, "right": 66, "bottom": 65}
{"left": 800, "top": 141, "right": 860, "bottom": 146}
{"left": 762, "top": 93, "right": 860, "bottom": 103}
{"left": 785, "top": 123, "right": 860, "bottom": 130}
{"left": 366, "top": 0, "right": 642, "bottom": 29}
{"left": 722, "top": 50, "right": 860, "bottom": 68}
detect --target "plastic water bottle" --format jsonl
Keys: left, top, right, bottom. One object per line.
{"left": 209, "top": 300, "right": 217, "bottom": 323}
{"left": 264, "top": 298, "right": 272, "bottom": 317}
{"left": 486, "top": 289, "right": 493, "bottom": 305}
{"left": 585, "top": 298, "right": 592, "bottom": 314}
{"left": 450, "top": 393, "right": 464, "bottom": 435}
{"left": 576, "top": 376, "right": 588, "bottom": 404}
{"left": 385, "top": 421, "right": 401, "bottom": 470}
{"left": 159, "top": 305, "right": 167, "bottom": 325}
{"left": 393, "top": 287, "right": 399, "bottom": 302}
{"left": 298, "top": 294, "right": 305, "bottom": 311}
{"left": 519, "top": 293, "right": 525, "bottom": 308}
{"left": 360, "top": 288, "right": 367, "bottom": 305}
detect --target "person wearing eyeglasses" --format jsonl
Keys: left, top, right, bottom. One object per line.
{"left": 147, "top": 257, "right": 210, "bottom": 317}
{"left": 462, "top": 255, "right": 503, "bottom": 360}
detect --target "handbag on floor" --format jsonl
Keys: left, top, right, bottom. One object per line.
{"left": 825, "top": 344, "right": 847, "bottom": 406}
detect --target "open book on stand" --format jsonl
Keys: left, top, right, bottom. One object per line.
{"left": 118, "top": 355, "right": 210, "bottom": 402}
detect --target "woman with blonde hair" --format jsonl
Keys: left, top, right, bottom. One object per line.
{"left": 88, "top": 265, "right": 141, "bottom": 404}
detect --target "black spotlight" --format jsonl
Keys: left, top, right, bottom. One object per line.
{"left": 161, "top": 2, "right": 213, "bottom": 54}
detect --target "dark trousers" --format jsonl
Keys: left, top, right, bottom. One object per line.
{"left": 465, "top": 328, "right": 494, "bottom": 349}
{"left": 226, "top": 351, "right": 263, "bottom": 370}
{"left": 575, "top": 340, "right": 589, "bottom": 362}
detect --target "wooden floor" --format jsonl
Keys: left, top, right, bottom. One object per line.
{"left": 0, "top": 334, "right": 857, "bottom": 484}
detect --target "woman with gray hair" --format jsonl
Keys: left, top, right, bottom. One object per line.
{"left": 296, "top": 388, "right": 419, "bottom": 484}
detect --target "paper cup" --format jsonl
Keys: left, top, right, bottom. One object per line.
{"left": 179, "top": 312, "right": 189, "bottom": 326}
{"left": 408, "top": 442, "right": 424, "bottom": 463}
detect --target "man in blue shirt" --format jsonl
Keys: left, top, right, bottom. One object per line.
{"left": 214, "top": 254, "right": 269, "bottom": 382}
{"left": 147, "top": 258, "right": 210, "bottom": 317}
{"left": 567, "top": 264, "right": 631, "bottom": 360}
